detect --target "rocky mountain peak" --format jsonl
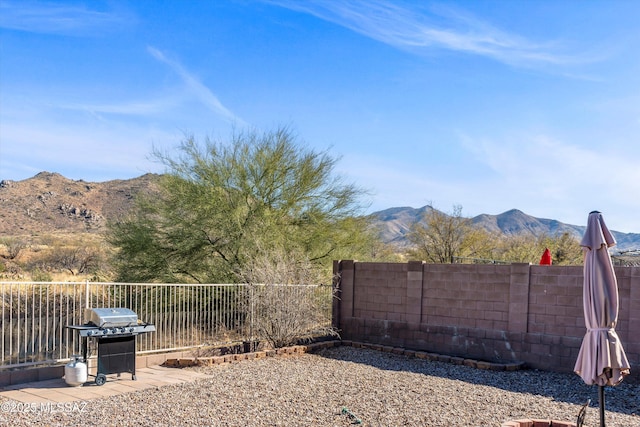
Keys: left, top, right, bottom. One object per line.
{"left": 0, "top": 172, "right": 161, "bottom": 236}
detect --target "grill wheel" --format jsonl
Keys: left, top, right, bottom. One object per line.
{"left": 95, "top": 373, "right": 107, "bottom": 386}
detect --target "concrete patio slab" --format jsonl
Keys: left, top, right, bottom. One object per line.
{"left": 0, "top": 366, "right": 212, "bottom": 404}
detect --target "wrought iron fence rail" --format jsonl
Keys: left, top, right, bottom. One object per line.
{"left": 452, "top": 256, "right": 510, "bottom": 265}
{"left": 0, "top": 281, "right": 332, "bottom": 368}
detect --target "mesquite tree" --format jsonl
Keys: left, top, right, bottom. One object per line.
{"left": 108, "top": 126, "right": 377, "bottom": 283}
{"left": 407, "top": 205, "right": 494, "bottom": 263}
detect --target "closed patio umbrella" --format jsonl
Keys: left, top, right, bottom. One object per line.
{"left": 574, "top": 211, "right": 630, "bottom": 427}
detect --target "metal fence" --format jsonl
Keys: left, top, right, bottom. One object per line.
{"left": 612, "top": 251, "right": 640, "bottom": 266}
{"left": 0, "top": 281, "right": 333, "bottom": 368}
{"left": 452, "top": 256, "right": 509, "bottom": 265}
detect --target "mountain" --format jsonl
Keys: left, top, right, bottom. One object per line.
{"left": 0, "top": 172, "right": 161, "bottom": 236}
{"left": 2, "top": 172, "right": 639, "bottom": 254}
{"left": 470, "top": 209, "right": 584, "bottom": 236}
{"left": 371, "top": 205, "right": 433, "bottom": 246}
{"left": 370, "top": 206, "right": 640, "bottom": 253}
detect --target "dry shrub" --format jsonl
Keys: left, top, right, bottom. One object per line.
{"left": 239, "top": 247, "right": 337, "bottom": 348}
{"left": 2, "top": 232, "right": 115, "bottom": 281}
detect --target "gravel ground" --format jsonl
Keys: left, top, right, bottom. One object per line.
{"left": 1, "top": 346, "right": 638, "bottom": 427}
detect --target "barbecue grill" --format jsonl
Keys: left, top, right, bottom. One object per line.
{"left": 66, "top": 307, "right": 155, "bottom": 386}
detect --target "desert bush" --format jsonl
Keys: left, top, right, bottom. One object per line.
{"left": 12, "top": 233, "right": 114, "bottom": 280}
{"left": 47, "top": 247, "right": 99, "bottom": 275}
{"left": 0, "top": 237, "right": 26, "bottom": 260}
{"left": 31, "top": 268, "right": 53, "bottom": 282}
{"left": 239, "top": 245, "right": 337, "bottom": 349}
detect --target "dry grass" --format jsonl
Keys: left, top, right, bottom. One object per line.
{"left": 0, "top": 232, "right": 113, "bottom": 281}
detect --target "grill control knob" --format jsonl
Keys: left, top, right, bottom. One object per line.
{"left": 120, "top": 327, "right": 126, "bottom": 333}
{"left": 129, "top": 328, "right": 134, "bottom": 333}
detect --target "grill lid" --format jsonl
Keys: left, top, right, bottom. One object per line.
{"left": 85, "top": 307, "right": 138, "bottom": 327}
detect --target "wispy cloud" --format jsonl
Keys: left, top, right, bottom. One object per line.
{"left": 0, "top": 0, "right": 131, "bottom": 35}
{"left": 57, "top": 99, "right": 178, "bottom": 118}
{"left": 459, "top": 132, "right": 640, "bottom": 231}
{"left": 147, "top": 46, "right": 246, "bottom": 125}
{"left": 0, "top": 108, "right": 180, "bottom": 182}
{"left": 349, "top": 132, "right": 640, "bottom": 231}
{"left": 267, "top": 0, "right": 594, "bottom": 69}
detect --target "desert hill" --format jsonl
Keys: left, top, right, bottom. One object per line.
{"left": 370, "top": 207, "right": 640, "bottom": 254}
{"left": 2, "top": 172, "right": 639, "bottom": 254}
{"left": 0, "top": 172, "right": 161, "bottom": 236}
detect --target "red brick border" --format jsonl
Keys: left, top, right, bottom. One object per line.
{"left": 501, "top": 420, "right": 576, "bottom": 427}
{"left": 342, "top": 340, "right": 525, "bottom": 371}
{"left": 161, "top": 340, "right": 526, "bottom": 372}
{"left": 163, "top": 341, "right": 341, "bottom": 368}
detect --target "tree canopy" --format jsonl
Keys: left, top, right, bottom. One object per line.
{"left": 405, "top": 204, "right": 582, "bottom": 265}
{"left": 496, "top": 232, "right": 582, "bottom": 265}
{"left": 406, "top": 205, "right": 495, "bottom": 263}
{"left": 108, "top": 127, "right": 377, "bottom": 283}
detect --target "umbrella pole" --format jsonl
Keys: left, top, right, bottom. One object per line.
{"left": 599, "top": 385, "right": 605, "bottom": 427}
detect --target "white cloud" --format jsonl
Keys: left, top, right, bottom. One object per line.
{"left": 0, "top": 114, "right": 178, "bottom": 182}
{"left": 459, "top": 132, "right": 640, "bottom": 232}
{"left": 266, "top": 0, "right": 592, "bottom": 69}
{"left": 339, "top": 132, "right": 640, "bottom": 233}
{"left": 0, "top": 43, "right": 246, "bottom": 182}
{"left": 340, "top": 153, "right": 472, "bottom": 214}
{"left": 147, "top": 47, "right": 246, "bottom": 126}
{"left": 0, "top": 0, "right": 131, "bottom": 35}
{"left": 58, "top": 100, "right": 176, "bottom": 117}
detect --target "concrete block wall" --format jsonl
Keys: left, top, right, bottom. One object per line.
{"left": 527, "top": 266, "right": 584, "bottom": 338}
{"left": 352, "top": 262, "right": 408, "bottom": 322}
{"left": 421, "top": 263, "right": 511, "bottom": 331}
{"left": 621, "top": 267, "right": 640, "bottom": 368}
{"left": 334, "top": 260, "right": 640, "bottom": 378}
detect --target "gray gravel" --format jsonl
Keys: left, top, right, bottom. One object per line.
{"left": 1, "top": 346, "right": 638, "bottom": 426}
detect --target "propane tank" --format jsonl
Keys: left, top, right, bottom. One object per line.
{"left": 64, "top": 355, "right": 87, "bottom": 387}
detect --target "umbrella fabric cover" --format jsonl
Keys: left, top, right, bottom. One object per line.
{"left": 574, "top": 211, "right": 630, "bottom": 386}
{"left": 539, "top": 248, "right": 552, "bottom": 265}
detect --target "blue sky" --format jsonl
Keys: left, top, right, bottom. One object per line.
{"left": 1, "top": 1, "right": 640, "bottom": 233}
